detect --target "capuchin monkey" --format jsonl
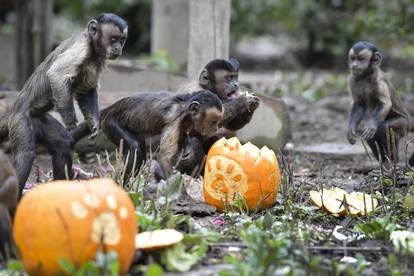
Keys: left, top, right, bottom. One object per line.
{"left": 73, "top": 90, "right": 223, "bottom": 183}
{"left": 179, "top": 58, "right": 260, "bottom": 175}
{"left": 0, "top": 13, "right": 127, "bottom": 197}
{"left": 0, "top": 149, "right": 18, "bottom": 262}
{"left": 346, "top": 41, "right": 411, "bottom": 166}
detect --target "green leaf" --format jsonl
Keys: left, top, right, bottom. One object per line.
{"left": 160, "top": 243, "right": 205, "bottom": 272}
{"left": 6, "top": 260, "right": 25, "bottom": 272}
{"left": 59, "top": 258, "right": 76, "bottom": 274}
{"left": 146, "top": 263, "right": 164, "bottom": 276}
{"left": 390, "top": 230, "right": 414, "bottom": 255}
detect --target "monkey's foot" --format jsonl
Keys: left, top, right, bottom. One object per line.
{"left": 73, "top": 166, "right": 94, "bottom": 180}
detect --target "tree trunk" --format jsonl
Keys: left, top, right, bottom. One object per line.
{"left": 15, "top": 0, "right": 52, "bottom": 89}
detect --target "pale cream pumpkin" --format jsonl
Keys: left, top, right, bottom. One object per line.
{"left": 203, "top": 137, "right": 280, "bottom": 211}
{"left": 13, "top": 178, "right": 137, "bottom": 276}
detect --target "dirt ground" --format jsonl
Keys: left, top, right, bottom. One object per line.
{"left": 2, "top": 70, "right": 414, "bottom": 275}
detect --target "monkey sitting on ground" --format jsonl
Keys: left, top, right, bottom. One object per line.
{"left": 72, "top": 90, "right": 223, "bottom": 182}
{"left": 0, "top": 13, "right": 128, "bottom": 197}
{"left": 179, "top": 58, "right": 260, "bottom": 174}
{"left": 0, "top": 149, "right": 18, "bottom": 262}
{"left": 346, "top": 41, "right": 411, "bottom": 166}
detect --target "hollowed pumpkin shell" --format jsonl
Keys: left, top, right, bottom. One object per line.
{"left": 203, "top": 137, "right": 280, "bottom": 211}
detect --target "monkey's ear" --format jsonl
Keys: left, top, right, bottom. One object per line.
{"left": 228, "top": 58, "right": 240, "bottom": 71}
{"left": 189, "top": 101, "right": 200, "bottom": 114}
{"left": 87, "top": 20, "right": 98, "bottom": 36}
{"left": 372, "top": 52, "right": 382, "bottom": 66}
{"left": 199, "top": 69, "right": 210, "bottom": 88}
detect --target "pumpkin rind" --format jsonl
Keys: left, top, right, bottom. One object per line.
{"left": 135, "top": 229, "right": 184, "bottom": 251}
{"left": 203, "top": 137, "right": 280, "bottom": 211}
{"left": 309, "top": 187, "right": 378, "bottom": 216}
{"left": 13, "top": 178, "right": 137, "bottom": 276}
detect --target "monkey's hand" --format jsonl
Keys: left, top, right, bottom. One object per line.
{"left": 241, "top": 92, "right": 260, "bottom": 112}
{"left": 347, "top": 128, "right": 357, "bottom": 145}
{"left": 247, "top": 94, "right": 260, "bottom": 112}
{"left": 64, "top": 116, "right": 78, "bottom": 132}
{"left": 362, "top": 120, "right": 378, "bottom": 140}
{"left": 87, "top": 119, "right": 100, "bottom": 140}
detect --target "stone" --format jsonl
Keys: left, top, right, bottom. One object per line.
{"left": 236, "top": 94, "right": 292, "bottom": 153}
{"left": 295, "top": 142, "right": 366, "bottom": 156}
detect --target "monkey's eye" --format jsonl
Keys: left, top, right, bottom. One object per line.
{"left": 111, "top": 37, "right": 119, "bottom": 43}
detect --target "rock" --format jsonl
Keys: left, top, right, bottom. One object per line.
{"left": 237, "top": 94, "right": 292, "bottom": 153}
{"left": 295, "top": 142, "right": 366, "bottom": 156}
{"left": 182, "top": 175, "right": 204, "bottom": 202}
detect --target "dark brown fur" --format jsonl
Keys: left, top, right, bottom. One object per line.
{"left": 0, "top": 14, "right": 127, "bottom": 196}
{"left": 73, "top": 90, "right": 223, "bottom": 182}
{"left": 347, "top": 41, "right": 410, "bottom": 165}
{"left": 179, "top": 59, "right": 260, "bottom": 175}
{"left": 0, "top": 149, "right": 18, "bottom": 262}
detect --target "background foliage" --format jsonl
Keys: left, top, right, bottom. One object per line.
{"left": 2, "top": 0, "right": 414, "bottom": 66}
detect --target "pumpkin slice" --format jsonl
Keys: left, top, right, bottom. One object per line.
{"left": 310, "top": 189, "right": 345, "bottom": 215}
{"left": 310, "top": 187, "right": 378, "bottom": 216}
{"left": 348, "top": 192, "right": 378, "bottom": 215}
{"left": 135, "top": 229, "right": 184, "bottom": 251}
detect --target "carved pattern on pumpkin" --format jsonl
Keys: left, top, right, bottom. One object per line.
{"left": 83, "top": 193, "right": 100, "bottom": 208}
{"left": 204, "top": 155, "right": 248, "bottom": 202}
{"left": 91, "top": 211, "right": 121, "bottom": 245}
{"left": 106, "top": 195, "right": 117, "bottom": 209}
{"left": 71, "top": 200, "right": 88, "bottom": 219}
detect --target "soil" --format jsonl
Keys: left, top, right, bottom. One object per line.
{"left": 2, "top": 70, "right": 414, "bottom": 275}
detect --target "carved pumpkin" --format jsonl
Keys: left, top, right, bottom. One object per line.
{"left": 203, "top": 137, "right": 280, "bottom": 211}
{"left": 13, "top": 178, "right": 137, "bottom": 276}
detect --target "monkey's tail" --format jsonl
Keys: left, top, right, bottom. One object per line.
{"left": 71, "top": 121, "right": 91, "bottom": 142}
{"left": 0, "top": 204, "right": 15, "bottom": 260}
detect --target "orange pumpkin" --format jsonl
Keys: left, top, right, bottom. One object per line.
{"left": 203, "top": 137, "right": 280, "bottom": 211}
{"left": 13, "top": 178, "right": 137, "bottom": 276}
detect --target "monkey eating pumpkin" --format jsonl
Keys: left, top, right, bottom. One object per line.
{"left": 13, "top": 178, "right": 137, "bottom": 276}
{"left": 203, "top": 137, "right": 280, "bottom": 211}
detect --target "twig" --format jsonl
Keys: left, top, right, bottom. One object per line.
{"left": 306, "top": 246, "right": 388, "bottom": 253}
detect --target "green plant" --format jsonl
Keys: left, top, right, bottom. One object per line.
{"left": 355, "top": 216, "right": 399, "bottom": 239}
{"left": 145, "top": 50, "right": 177, "bottom": 72}
{"left": 59, "top": 251, "right": 120, "bottom": 276}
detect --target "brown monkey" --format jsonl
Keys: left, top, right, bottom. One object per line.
{"left": 346, "top": 41, "right": 410, "bottom": 166}
{"left": 179, "top": 59, "right": 260, "bottom": 174}
{"left": 0, "top": 13, "right": 127, "bottom": 197}
{"left": 0, "top": 149, "right": 18, "bottom": 261}
{"left": 197, "top": 58, "right": 259, "bottom": 132}
{"left": 73, "top": 90, "right": 223, "bottom": 182}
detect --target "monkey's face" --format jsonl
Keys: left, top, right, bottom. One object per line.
{"left": 193, "top": 107, "right": 223, "bottom": 137}
{"left": 97, "top": 24, "right": 128, "bottom": 60}
{"left": 349, "top": 48, "right": 373, "bottom": 75}
{"left": 213, "top": 70, "right": 239, "bottom": 101}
